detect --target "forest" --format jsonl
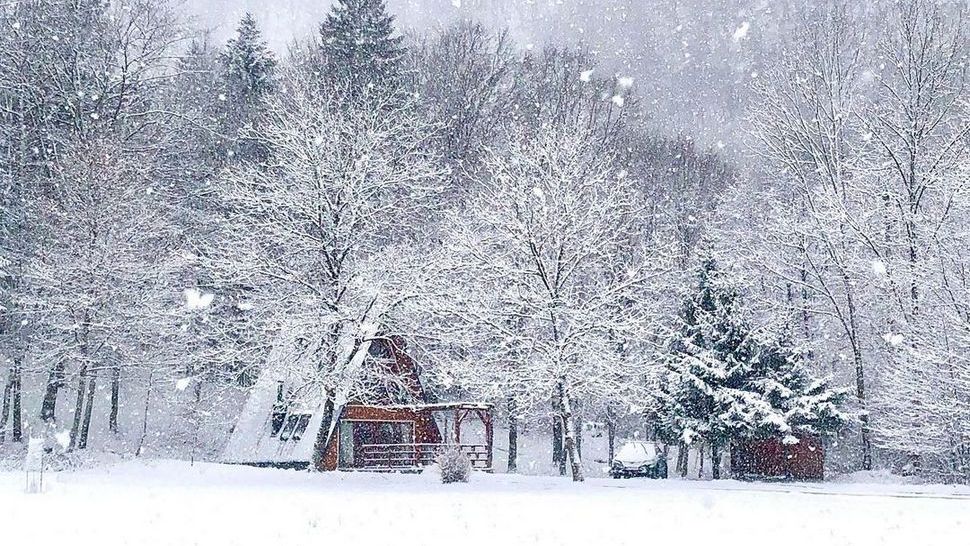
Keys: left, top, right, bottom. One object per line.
{"left": 0, "top": 0, "right": 969, "bottom": 486}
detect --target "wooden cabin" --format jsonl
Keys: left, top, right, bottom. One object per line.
{"left": 730, "top": 433, "right": 825, "bottom": 481}
{"left": 223, "top": 330, "right": 493, "bottom": 472}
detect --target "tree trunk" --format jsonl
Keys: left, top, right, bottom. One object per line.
{"left": 135, "top": 369, "right": 155, "bottom": 457}
{"left": 574, "top": 407, "right": 583, "bottom": 461}
{"left": 606, "top": 405, "right": 617, "bottom": 463}
{"left": 0, "top": 367, "right": 13, "bottom": 444}
{"left": 78, "top": 367, "right": 98, "bottom": 449}
{"left": 677, "top": 441, "right": 689, "bottom": 477}
{"left": 507, "top": 397, "right": 518, "bottom": 473}
{"left": 68, "top": 364, "right": 88, "bottom": 451}
{"left": 844, "top": 276, "right": 873, "bottom": 471}
{"left": 558, "top": 382, "right": 584, "bottom": 482}
{"left": 10, "top": 357, "right": 21, "bottom": 443}
{"left": 698, "top": 444, "right": 705, "bottom": 479}
{"left": 310, "top": 391, "right": 336, "bottom": 471}
{"left": 109, "top": 363, "right": 121, "bottom": 433}
{"left": 551, "top": 398, "right": 564, "bottom": 475}
{"left": 40, "top": 359, "right": 66, "bottom": 423}
{"left": 711, "top": 443, "right": 721, "bottom": 480}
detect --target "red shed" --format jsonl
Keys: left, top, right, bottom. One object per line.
{"left": 730, "top": 434, "right": 825, "bottom": 481}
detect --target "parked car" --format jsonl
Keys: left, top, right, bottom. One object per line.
{"left": 610, "top": 440, "right": 667, "bottom": 479}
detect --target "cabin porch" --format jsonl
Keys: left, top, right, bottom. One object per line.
{"left": 334, "top": 402, "right": 494, "bottom": 472}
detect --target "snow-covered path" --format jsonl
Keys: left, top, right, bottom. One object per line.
{"left": 1, "top": 460, "right": 966, "bottom": 546}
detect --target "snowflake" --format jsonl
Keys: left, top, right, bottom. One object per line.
{"left": 184, "top": 288, "right": 214, "bottom": 310}
{"left": 733, "top": 21, "right": 750, "bottom": 42}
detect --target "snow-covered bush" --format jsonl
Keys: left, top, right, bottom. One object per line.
{"left": 437, "top": 447, "right": 471, "bottom": 484}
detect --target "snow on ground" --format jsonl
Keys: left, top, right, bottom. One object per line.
{"left": 1, "top": 460, "right": 967, "bottom": 546}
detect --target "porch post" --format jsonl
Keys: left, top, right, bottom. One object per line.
{"left": 454, "top": 409, "right": 463, "bottom": 444}
{"left": 482, "top": 409, "right": 494, "bottom": 472}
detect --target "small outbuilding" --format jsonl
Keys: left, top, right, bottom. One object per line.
{"left": 730, "top": 433, "right": 825, "bottom": 481}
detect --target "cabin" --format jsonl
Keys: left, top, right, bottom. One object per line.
{"left": 730, "top": 433, "right": 825, "bottom": 481}
{"left": 222, "top": 328, "right": 494, "bottom": 472}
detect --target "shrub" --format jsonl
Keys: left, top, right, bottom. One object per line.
{"left": 437, "top": 446, "right": 471, "bottom": 484}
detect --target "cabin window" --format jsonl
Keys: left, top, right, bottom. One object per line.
{"left": 367, "top": 339, "right": 393, "bottom": 359}
{"left": 279, "top": 413, "right": 311, "bottom": 442}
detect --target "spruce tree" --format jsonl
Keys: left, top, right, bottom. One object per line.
{"left": 657, "top": 256, "right": 849, "bottom": 479}
{"left": 318, "top": 0, "right": 406, "bottom": 96}
{"left": 720, "top": 337, "right": 849, "bottom": 440}
{"left": 220, "top": 13, "right": 277, "bottom": 162}
{"left": 657, "top": 256, "right": 750, "bottom": 476}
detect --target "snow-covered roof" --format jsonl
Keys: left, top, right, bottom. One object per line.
{"left": 222, "top": 321, "right": 432, "bottom": 466}
{"left": 222, "top": 328, "right": 347, "bottom": 465}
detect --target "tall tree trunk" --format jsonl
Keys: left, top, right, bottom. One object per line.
{"left": 78, "top": 367, "right": 98, "bottom": 449}
{"left": 10, "top": 357, "right": 21, "bottom": 443}
{"left": 844, "top": 275, "right": 873, "bottom": 471}
{"left": 310, "top": 390, "right": 336, "bottom": 471}
{"left": 135, "top": 369, "right": 155, "bottom": 457}
{"left": 677, "top": 441, "right": 689, "bottom": 477}
{"left": 507, "top": 397, "right": 518, "bottom": 473}
{"left": 558, "top": 381, "right": 583, "bottom": 482}
{"left": 606, "top": 405, "right": 617, "bottom": 463}
{"left": 574, "top": 406, "right": 583, "bottom": 461}
{"left": 698, "top": 444, "right": 705, "bottom": 479}
{"left": 40, "top": 359, "right": 66, "bottom": 423}
{"left": 68, "top": 364, "right": 88, "bottom": 451}
{"left": 551, "top": 398, "right": 564, "bottom": 475}
{"left": 711, "top": 443, "right": 721, "bottom": 480}
{"left": 0, "top": 367, "right": 13, "bottom": 444}
{"left": 109, "top": 363, "right": 121, "bottom": 433}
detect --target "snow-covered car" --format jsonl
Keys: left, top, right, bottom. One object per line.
{"left": 610, "top": 441, "right": 667, "bottom": 479}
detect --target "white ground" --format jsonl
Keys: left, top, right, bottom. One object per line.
{"left": 1, "top": 460, "right": 967, "bottom": 546}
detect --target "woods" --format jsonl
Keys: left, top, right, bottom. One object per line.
{"left": 1, "top": 0, "right": 969, "bottom": 485}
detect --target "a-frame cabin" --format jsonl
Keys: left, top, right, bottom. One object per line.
{"left": 222, "top": 331, "right": 493, "bottom": 472}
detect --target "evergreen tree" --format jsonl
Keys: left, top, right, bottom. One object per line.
{"left": 656, "top": 256, "right": 750, "bottom": 476}
{"left": 720, "top": 336, "right": 849, "bottom": 442}
{"left": 318, "top": 0, "right": 406, "bottom": 96}
{"left": 220, "top": 13, "right": 277, "bottom": 162}
{"left": 657, "top": 256, "right": 849, "bottom": 478}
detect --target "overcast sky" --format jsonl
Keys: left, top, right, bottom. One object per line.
{"left": 183, "top": 0, "right": 833, "bottom": 156}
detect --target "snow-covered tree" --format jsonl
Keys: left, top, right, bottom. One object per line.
{"left": 0, "top": 0, "right": 189, "bottom": 452}
{"left": 430, "top": 123, "right": 667, "bottom": 482}
{"left": 407, "top": 21, "right": 516, "bottom": 186}
{"left": 743, "top": 2, "right": 876, "bottom": 470}
{"left": 220, "top": 13, "right": 277, "bottom": 162}
{"left": 658, "top": 256, "right": 849, "bottom": 479}
{"left": 211, "top": 72, "right": 446, "bottom": 469}
{"left": 318, "top": 0, "right": 406, "bottom": 97}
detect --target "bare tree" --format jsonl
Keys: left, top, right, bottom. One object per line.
{"left": 430, "top": 123, "right": 668, "bottom": 482}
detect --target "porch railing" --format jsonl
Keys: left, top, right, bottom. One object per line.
{"left": 355, "top": 443, "right": 491, "bottom": 471}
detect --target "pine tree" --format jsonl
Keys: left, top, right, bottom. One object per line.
{"left": 318, "top": 0, "right": 406, "bottom": 97}
{"left": 656, "top": 256, "right": 750, "bottom": 477}
{"left": 657, "top": 256, "right": 849, "bottom": 479}
{"left": 220, "top": 13, "right": 277, "bottom": 162}
{"left": 720, "top": 336, "right": 849, "bottom": 441}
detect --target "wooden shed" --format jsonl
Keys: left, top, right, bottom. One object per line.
{"left": 730, "top": 434, "right": 825, "bottom": 481}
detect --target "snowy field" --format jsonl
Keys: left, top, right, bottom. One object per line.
{"left": 1, "top": 460, "right": 967, "bottom": 546}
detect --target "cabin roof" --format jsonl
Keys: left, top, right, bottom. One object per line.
{"left": 222, "top": 324, "right": 466, "bottom": 466}
{"left": 377, "top": 402, "right": 493, "bottom": 412}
